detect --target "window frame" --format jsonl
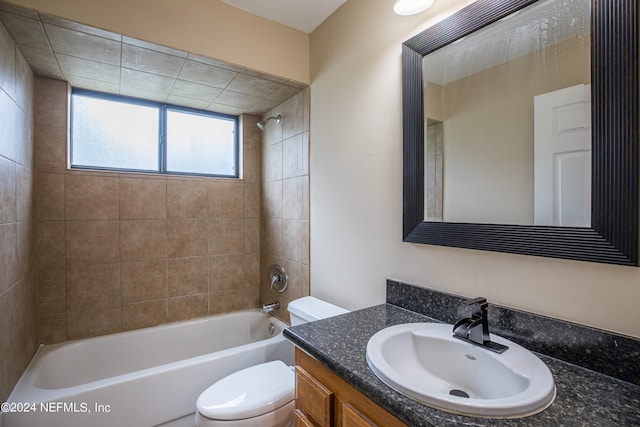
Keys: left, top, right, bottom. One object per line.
{"left": 70, "top": 88, "right": 240, "bottom": 179}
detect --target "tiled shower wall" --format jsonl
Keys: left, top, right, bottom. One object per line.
{"left": 0, "top": 21, "right": 38, "bottom": 402}
{"left": 35, "top": 78, "right": 263, "bottom": 343}
{"left": 260, "top": 88, "right": 310, "bottom": 322}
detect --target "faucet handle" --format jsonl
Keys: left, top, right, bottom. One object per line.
{"left": 463, "top": 297, "right": 487, "bottom": 309}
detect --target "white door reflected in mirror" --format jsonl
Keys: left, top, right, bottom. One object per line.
{"left": 534, "top": 84, "right": 591, "bottom": 227}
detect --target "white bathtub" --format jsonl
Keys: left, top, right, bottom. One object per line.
{"left": 1, "top": 309, "right": 293, "bottom": 427}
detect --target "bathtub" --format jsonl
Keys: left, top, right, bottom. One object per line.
{"left": 1, "top": 309, "right": 293, "bottom": 427}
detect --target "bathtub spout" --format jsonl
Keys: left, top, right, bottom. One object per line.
{"left": 262, "top": 301, "right": 280, "bottom": 314}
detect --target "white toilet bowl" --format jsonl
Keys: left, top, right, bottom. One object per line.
{"left": 195, "top": 297, "right": 348, "bottom": 427}
{"left": 195, "top": 361, "right": 294, "bottom": 427}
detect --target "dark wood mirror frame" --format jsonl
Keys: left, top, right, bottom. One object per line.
{"left": 402, "top": 0, "right": 638, "bottom": 266}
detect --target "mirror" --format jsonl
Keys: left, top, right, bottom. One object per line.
{"left": 402, "top": 0, "right": 638, "bottom": 265}
{"left": 423, "top": 0, "right": 590, "bottom": 226}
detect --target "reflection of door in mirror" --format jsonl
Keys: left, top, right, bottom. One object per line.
{"left": 534, "top": 84, "right": 591, "bottom": 227}
{"left": 423, "top": 0, "right": 590, "bottom": 226}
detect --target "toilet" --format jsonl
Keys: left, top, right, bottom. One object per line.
{"left": 195, "top": 297, "right": 348, "bottom": 427}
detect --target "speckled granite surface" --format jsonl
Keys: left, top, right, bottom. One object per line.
{"left": 284, "top": 297, "right": 640, "bottom": 426}
{"left": 387, "top": 279, "right": 640, "bottom": 386}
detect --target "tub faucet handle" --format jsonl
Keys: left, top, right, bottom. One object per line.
{"left": 268, "top": 265, "right": 288, "bottom": 293}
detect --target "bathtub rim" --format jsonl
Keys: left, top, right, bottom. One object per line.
{"left": 6, "top": 309, "right": 290, "bottom": 404}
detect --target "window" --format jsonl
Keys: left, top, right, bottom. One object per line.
{"left": 70, "top": 90, "right": 238, "bottom": 178}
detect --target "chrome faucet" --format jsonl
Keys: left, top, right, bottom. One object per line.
{"left": 453, "top": 297, "right": 508, "bottom": 353}
{"left": 262, "top": 301, "right": 280, "bottom": 314}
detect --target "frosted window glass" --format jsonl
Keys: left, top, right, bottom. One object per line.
{"left": 166, "top": 109, "right": 237, "bottom": 176}
{"left": 71, "top": 95, "right": 159, "bottom": 171}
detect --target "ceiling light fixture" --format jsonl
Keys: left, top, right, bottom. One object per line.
{"left": 393, "top": 0, "right": 434, "bottom": 15}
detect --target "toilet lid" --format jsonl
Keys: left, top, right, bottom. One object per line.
{"left": 197, "top": 361, "right": 294, "bottom": 420}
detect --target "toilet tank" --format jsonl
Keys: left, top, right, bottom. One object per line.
{"left": 288, "top": 296, "right": 348, "bottom": 326}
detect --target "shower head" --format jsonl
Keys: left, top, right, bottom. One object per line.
{"left": 257, "top": 114, "right": 281, "bottom": 131}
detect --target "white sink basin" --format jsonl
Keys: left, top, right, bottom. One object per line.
{"left": 366, "top": 323, "right": 555, "bottom": 418}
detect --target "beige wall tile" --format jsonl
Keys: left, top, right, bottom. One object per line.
{"left": 208, "top": 217, "right": 243, "bottom": 255}
{"left": 302, "top": 132, "right": 309, "bottom": 175}
{"left": 120, "top": 177, "right": 167, "bottom": 219}
{"left": 35, "top": 125, "right": 66, "bottom": 174}
{"left": 241, "top": 114, "right": 261, "bottom": 152}
{"left": 0, "top": 93, "right": 17, "bottom": 163}
{"left": 283, "top": 260, "right": 304, "bottom": 301}
{"left": 208, "top": 181, "right": 244, "bottom": 218}
{"left": 243, "top": 146, "right": 260, "bottom": 184}
{"left": 14, "top": 49, "right": 34, "bottom": 117}
{"left": 36, "top": 220, "right": 65, "bottom": 270}
{"left": 0, "top": 20, "right": 15, "bottom": 99}
{"left": 0, "top": 223, "right": 18, "bottom": 294}
{"left": 263, "top": 181, "right": 282, "bottom": 219}
{"left": 67, "top": 306, "right": 121, "bottom": 339}
{"left": 209, "top": 289, "right": 245, "bottom": 314}
{"left": 263, "top": 219, "right": 283, "bottom": 259}
{"left": 244, "top": 252, "right": 260, "bottom": 286}
{"left": 122, "top": 300, "right": 167, "bottom": 331}
{"left": 0, "top": 92, "right": 17, "bottom": 163}
{"left": 282, "top": 177, "right": 303, "bottom": 220}
{"left": 263, "top": 142, "right": 282, "bottom": 183}
{"left": 244, "top": 183, "right": 260, "bottom": 218}
{"left": 302, "top": 177, "right": 309, "bottom": 221}
{"left": 15, "top": 164, "right": 33, "bottom": 223}
{"left": 35, "top": 78, "right": 67, "bottom": 127}
{"left": 66, "top": 263, "right": 120, "bottom": 310}
{"left": 167, "top": 179, "right": 207, "bottom": 219}
{"left": 66, "top": 220, "right": 119, "bottom": 266}
{"left": 38, "top": 267, "right": 65, "bottom": 315}
{"left": 168, "top": 256, "right": 208, "bottom": 297}
{"left": 209, "top": 254, "right": 245, "bottom": 291}
{"left": 244, "top": 218, "right": 260, "bottom": 254}
{"left": 120, "top": 219, "right": 167, "bottom": 261}
{"left": 282, "top": 220, "right": 304, "bottom": 263}
{"left": 167, "top": 218, "right": 207, "bottom": 258}
{"left": 65, "top": 174, "right": 119, "bottom": 220}
{"left": 244, "top": 284, "right": 260, "bottom": 309}
{"left": 15, "top": 108, "right": 32, "bottom": 170}
{"left": 121, "top": 259, "right": 167, "bottom": 303}
{"left": 168, "top": 294, "right": 208, "bottom": 322}
{"left": 39, "top": 313, "right": 66, "bottom": 344}
{"left": 281, "top": 90, "right": 304, "bottom": 140}
{"left": 36, "top": 173, "right": 64, "bottom": 220}
{"left": 302, "top": 221, "right": 309, "bottom": 265}
{"left": 282, "top": 133, "right": 303, "bottom": 179}
{"left": 0, "top": 55, "right": 38, "bottom": 399}
{"left": 16, "top": 221, "right": 34, "bottom": 278}
{"left": 0, "top": 156, "right": 16, "bottom": 224}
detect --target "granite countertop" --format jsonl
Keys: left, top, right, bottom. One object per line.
{"left": 284, "top": 304, "right": 640, "bottom": 427}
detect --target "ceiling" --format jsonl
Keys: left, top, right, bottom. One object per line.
{"left": 220, "top": 0, "right": 348, "bottom": 33}
{"left": 0, "top": 0, "right": 309, "bottom": 115}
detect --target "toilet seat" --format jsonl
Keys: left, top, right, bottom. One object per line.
{"left": 197, "top": 361, "right": 294, "bottom": 421}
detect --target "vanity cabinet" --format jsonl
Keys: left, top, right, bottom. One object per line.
{"left": 294, "top": 348, "right": 407, "bottom": 427}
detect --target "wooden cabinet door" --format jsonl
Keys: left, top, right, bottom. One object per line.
{"left": 296, "top": 366, "right": 333, "bottom": 427}
{"left": 295, "top": 408, "right": 317, "bottom": 427}
{"left": 342, "top": 404, "right": 378, "bottom": 427}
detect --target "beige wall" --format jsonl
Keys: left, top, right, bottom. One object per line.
{"left": 7, "top": 0, "right": 310, "bottom": 84}
{"left": 35, "top": 78, "right": 263, "bottom": 342}
{"left": 0, "top": 19, "right": 38, "bottom": 402}
{"left": 309, "top": 0, "right": 640, "bottom": 338}
{"left": 260, "top": 89, "right": 310, "bottom": 323}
